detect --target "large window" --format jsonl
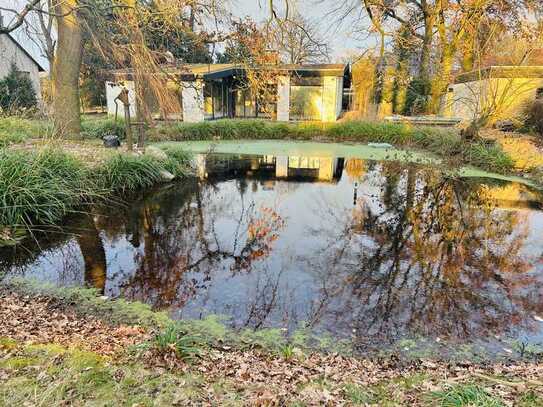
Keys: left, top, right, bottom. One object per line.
{"left": 204, "top": 80, "right": 227, "bottom": 119}
{"left": 290, "top": 76, "right": 324, "bottom": 121}
{"left": 235, "top": 89, "right": 256, "bottom": 118}
{"left": 233, "top": 84, "right": 277, "bottom": 119}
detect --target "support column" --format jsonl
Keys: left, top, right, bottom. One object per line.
{"left": 322, "top": 76, "right": 340, "bottom": 122}
{"left": 182, "top": 80, "right": 205, "bottom": 123}
{"left": 277, "top": 76, "right": 290, "bottom": 122}
{"left": 275, "top": 156, "right": 288, "bottom": 178}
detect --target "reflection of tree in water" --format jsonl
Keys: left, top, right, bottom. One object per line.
{"left": 99, "top": 180, "right": 285, "bottom": 310}
{"left": 308, "top": 162, "right": 542, "bottom": 344}
{"left": 0, "top": 211, "right": 106, "bottom": 288}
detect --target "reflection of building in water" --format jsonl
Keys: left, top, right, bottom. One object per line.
{"left": 196, "top": 153, "right": 344, "bottom": 183}
{"left": 275, "top": 156, "right": 343, "bottom": 181}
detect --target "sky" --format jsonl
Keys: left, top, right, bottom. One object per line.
{"left": 0, "top": 0, "right": 370, "bottom": 72}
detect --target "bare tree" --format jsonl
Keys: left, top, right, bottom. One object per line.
{"left": 20, "top": 0, "right": 56, "bottom": 72}
{"left": 270, "top": 13, "right": 329, "bottom": 64}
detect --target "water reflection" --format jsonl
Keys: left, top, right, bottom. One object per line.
{"left": 309, "top": 162, "right": 542, "bottom": 346}
{"left": 2, "top": 154, "right": 543, "bottom": 350}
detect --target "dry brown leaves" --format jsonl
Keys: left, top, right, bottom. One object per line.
{"left": 0, "top": 292, "right": 148, "bottom": 356}
{"left": 1, "top": 291, "right": 542, "bottom": 406}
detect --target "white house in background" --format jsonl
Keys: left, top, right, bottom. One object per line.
{"left": 105, "top": 64, "right": 350, "bottom": 123}
{"left": 0, "top": 33, "right": 45, "bottom": 100}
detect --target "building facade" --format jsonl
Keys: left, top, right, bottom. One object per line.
{"left": 445, "top": 66, "right": 543, "bottom": 123}
{"left": 106, "top": 64, "right": 349, "bottom": 123}
{"left": 0, "top": 33, "right": 45, "bottom": 101}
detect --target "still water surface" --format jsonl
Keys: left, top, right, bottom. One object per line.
{"left": 3, "top": 153, "right": 543, "bottom": 353}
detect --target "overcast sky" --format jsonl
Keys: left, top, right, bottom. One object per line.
{"left": 0, "top": 0, "right": 369, "bottom": 72}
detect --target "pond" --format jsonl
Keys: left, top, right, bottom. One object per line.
{"left": 2, "top": 147, "right": 543, "bottom": 357}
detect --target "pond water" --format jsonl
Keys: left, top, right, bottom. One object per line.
{"left": 2, "top": 150, "right": 543, "bottom": 356}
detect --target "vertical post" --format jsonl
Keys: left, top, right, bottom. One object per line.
{"left": 277, "top": 75, "right": 290, "bottom": 121}
{"left": 181, "top": 80, "right": 205, "bottom": 123}
{"left": 137, "top": 123, "right": 145, "bottom": 150}
{"left": 123, "top": 104, "right": 133, "bottom": 152}
{"left": 116, "top": 88, "right": 133, "bottom": 152}
{"left": 211, "top": 82, "right": 215, "bottom": 119}
{"left": 243, "top": 90, "right": 246, "bottom": 117}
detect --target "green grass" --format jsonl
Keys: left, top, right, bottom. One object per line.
{"left": 81, "top": 116, "right": 125, "bottom": 140}
{"left": 0, "top": 116, "right": 124, "bottom": 144}
{"left": 429, "top": 384, "right": 505, "bottom": 406}
{"left": 0, "top": 116, "right": 517, "bottom": 174}
{"left": 4, "top": 280, "right": 171, "bottom": 328}
{"left": 343, "top": 383, "right": 374, "bottom": 404}
{"left": 97, "top": 154, "right": 167, "bottom": 193}
{"left": 0, "top": 117, "right": 52, "bottom": 147}
{"left": 0, "top": 341, "right": 205, "bottom": 406}
{"left": 0, "top": 146, "right": 191, "bottom": 245}
{"left": 152, "top": 325, "right": 203, "bottom": 362}
{"left": 150, "top": 119, "right": 515, "bottom": 174}
{"left": 0, "top": 148, "right": 95, "bottom": 233}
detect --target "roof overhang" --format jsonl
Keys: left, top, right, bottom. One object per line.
{"left": 3, "top": 33, "right": 46, "bottom": 72}
{"left": 109, "top": 63, "right": 349, "bottom": 82}
{"left": 454, "top": 66, "right": 543, "bottom": 84}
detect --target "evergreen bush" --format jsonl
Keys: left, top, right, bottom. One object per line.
{"left": 0, "top": 63, "right": 38, "bottom": 113}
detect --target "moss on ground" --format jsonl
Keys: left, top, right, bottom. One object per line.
{"left": 1, "top": 284, "right": 542, "bottom": 406}
{"left": 0, "top": 341, "right": 206, "bottom": 406}
{"left": 5, "top": 342, "right": 534, "bottom": 407}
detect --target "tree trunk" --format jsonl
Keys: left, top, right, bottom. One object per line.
{"left": 461, "top": 35, "right": 475, "bottom": 72}
{"left": 430, "top": 46, "right": 454, "bottom": 114}
{"left": 419, "top": 15, "right": 434, "bottom": 83}
{"left": 76, "top": 214, "right": 107, "bottom": 293}
{"left": 52, "top": 0, "right": 83, "bottom": 137}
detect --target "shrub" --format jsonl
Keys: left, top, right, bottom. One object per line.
{"left": 403, "top": 78, "right": 431, "bottom": 116}
{"left": 523, "top": 99, "right": 543, "bottom": 138}
{"left": 0, "top": 63, "right": 38, "bottom": 113}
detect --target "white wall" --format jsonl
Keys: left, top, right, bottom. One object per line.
{"left": 181, "top": 80, "right": 205, "bottom": 123}
{"left": 105, "top": 81, "right": 137, "bottom": 118}
{"left": 322, "top": 76, "right": 342, "bottom": 122}
{"left": 449, "top": 77, "right": 543, "bottom": 124}
{"left": 0, "top": 34, "right": 42, "bottom": 101}
{"left": 277, "top": 75, "right": 290, "bottom": 121}
{"left": 336, "top": 76, "right": 344, "bottom": 118}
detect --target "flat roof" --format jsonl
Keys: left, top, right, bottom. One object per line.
{"left": 109, "top": 63, "right": 347, "bottom": 81}
{"left": 454, "top": 66, "right": 543, "bottom": 84}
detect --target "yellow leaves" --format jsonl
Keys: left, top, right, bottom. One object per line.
{"left": 497, "top": 136, "right": 543, "bottom": 171}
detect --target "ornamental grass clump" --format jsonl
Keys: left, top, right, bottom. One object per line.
{"left": 0, "top": 148, "right": 94, "bottom": 232}
{"left": 96, "top": 154, "right": 166, "bottom": 194}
